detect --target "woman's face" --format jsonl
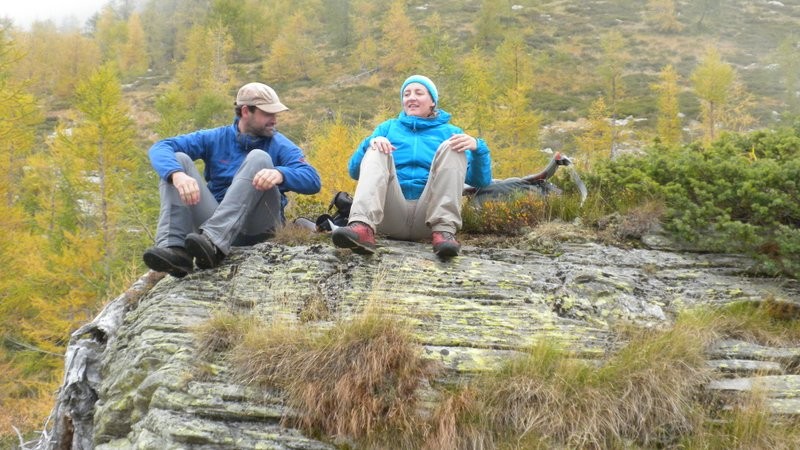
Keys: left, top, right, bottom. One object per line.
{"left": 402, "top": 82, "right": 435, "bottom": 117}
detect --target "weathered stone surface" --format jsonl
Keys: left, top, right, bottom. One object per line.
{"left": 709, "top": 339, "right": 800, "bottom": 363}
{"left": 708, "top": 375, "right": 800, "bottom": 414}
{"left": 708, "top": 375, "right": 800, "bottom": 396}
{"left": 37, "top": 237, "right": 800, "bottom": 449}
{"left": 706, "top": 359, "right": 785, "bottom": 376}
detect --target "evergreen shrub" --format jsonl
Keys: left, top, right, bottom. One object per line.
{"left": 588, "top": 125, "right": 800, "bottom": 277}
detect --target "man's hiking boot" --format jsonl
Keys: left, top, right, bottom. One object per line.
{"left": 185, "top": 232, "right": 225, "bottom": 269}
{"left": 432, "top": 231, "right": 460, "bottom": 258}
{"left": 331, "top": 221, "right": 376, "bottom": 255}
{"left": 143, "top": 246, "right": 193, "bottom": 278}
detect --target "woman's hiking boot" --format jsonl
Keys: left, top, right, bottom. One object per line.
{"left": 432, "top": 231, "right": 460, "bottom": 258}
{"left": 332, "top": 221, "right": 376, "bottom": 255}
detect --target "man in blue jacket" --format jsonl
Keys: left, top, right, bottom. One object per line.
{"left": 143, "top": 82, "right": 321, "bottom": 277}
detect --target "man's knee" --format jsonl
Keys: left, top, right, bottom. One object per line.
{"left": 175, "top": 152, "right": 193, "bottom": 168}
{"left": 245, "top": 149, "right": 274, "bottom": 168}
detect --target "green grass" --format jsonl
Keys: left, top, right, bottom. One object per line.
{"left": 714, "top": 299, "right": 800, "bottom": 346}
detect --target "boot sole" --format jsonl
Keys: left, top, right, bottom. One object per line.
{"left": 332, "top": 230, "right": 376, "bottom": 255}
{"left": 434, "top": 244, "right": 460, "bottom": 259}
{"left": 143, "top": 251, "right": 191, "bottom": 278}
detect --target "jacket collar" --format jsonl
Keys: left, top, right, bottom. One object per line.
{"left": 233, "top": 117, "right": 272, "bottom": 151}
{"left": 397, "top": 109, "right": 451, "bottom": 130}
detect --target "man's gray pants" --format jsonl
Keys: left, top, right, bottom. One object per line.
{"left": 155, "top": 150, "right": 282, "bottom": 255}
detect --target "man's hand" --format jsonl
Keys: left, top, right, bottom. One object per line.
{"left": 448, "top": 133, "right": 478, "bottom": 153}
{"left": 253, "top": 168, "right": 284, "bottom": 190}
{"left": 171, "top": 172, "right": 200, "bottom": 205}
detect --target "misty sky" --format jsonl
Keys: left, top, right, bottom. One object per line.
{"left": 1, "top": 0, "right": 108, "bottom": 29}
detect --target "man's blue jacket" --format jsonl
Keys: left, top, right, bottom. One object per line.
{"left": 149, "top": 118, "right": 321, "bottom": 209}
{"left": 348, "top": 109, "right": 492, "bottom": 200}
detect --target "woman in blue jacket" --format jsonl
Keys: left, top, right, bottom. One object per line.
{"left": 332, "top": 75, "right": 492, "bottom": 258}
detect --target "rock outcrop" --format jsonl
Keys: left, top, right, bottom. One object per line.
{"left": 36, "top": 234, "right": 800, "bottom": 449}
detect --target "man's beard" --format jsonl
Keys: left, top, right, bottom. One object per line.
{"left": 243, "top": 117, "right": 275, "bottom": 138}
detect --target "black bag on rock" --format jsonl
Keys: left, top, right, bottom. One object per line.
{"left": 315, "top": 191, "right": 352, "bottom": 232}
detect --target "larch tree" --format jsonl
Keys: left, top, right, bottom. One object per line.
{"left": 0, "top": 29, "right": 49, "bottom": 385}
{"left": 474, "top": 0, "right": 503, "bottom": 48}
{"left": 304, "top": 115, "right": 365, "bottom": 204}
{"left": 0, "top": 221, "right": 56, "bottom": 441}
{"left": 119, "top": 13, "right": 149, "bottom": 78}
{"left": 492, "top": 30, "right": 541, "bottom": 174}
{"left": 454, "top": 48, "right": 495, "bottom": 140}
{"left": 691, "top": 47, "right": 734, "bottom": 145}
{"left": 379, "top": 0, "right": 420, "bottom": 74}
{"left": 350, "top": 0, "right": 379, "bottom": 73}
{"left": 493, "top": 85, "right": 543, "bottom": 178}
{"left": 421, "top": 12, "right": 457, "bottom": 83}
{"left": 8, "top": 23, "right": 59, "bottom": 95}
{"left": 209, "top": 0, "right": 250, "bottom": 53}
{"left": 139, "top": 0, "right": 209, "bottom": 70}
{"left": 50, "top": 64, "right": 138, "bottom": 280}
{"left": 157, "top": 22, "right": 235, "bottom": 135}
{"left": 174, "top": 23, "right": 234, "bottom": 105}
{"left": 576, "top": 97, "right": 612, "bottom": 170}
{"left": 775, "top": 36, "right": 800, "bottom": 114}
{"left": 599, "top": 30, "right": 628, "bottom": 158}
{"left": 13, "top": 24, "right": 101, "bottom": 101}
{"left": 94, "top": 5, "right": 128, "bottom": 63}
{"left": 647, "top": 0, "right": 682, "bottom": 33}
{"left": 494, "top": 31, "right": 535, "bottom": 93}
{"left": 652, "top": 64, "right": 682, "bottom": 147}
{"left": 719, "top": 78, "right": 756, "bottom": 134}
{"left": 0, "top": 30, "right": 42, "bottom": 207}
{"left": 262, "top": 11, "right": 324, "bottom": 82}
{"left": 324, "top": 0, "right": 352, "bottom": 48}
{"left": 54, "top": 32, "right": 103, "bottom": 100}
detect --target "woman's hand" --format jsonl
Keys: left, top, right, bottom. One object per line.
{"left": 369, "top": 137, "right": 395, "bottom": 154}
{"left": 448, "top": 133, "right": 478, "bottom": 152}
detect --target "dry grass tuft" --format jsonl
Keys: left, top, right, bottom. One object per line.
{"left": 424, "top": 386, "right": 494, "bottom": 450}
{"left": 714, "top": 298, "right": 800, "bottom": 346}
{"left": 271, "top": 221, "right": 327, "bottom": 246}
{"left": 462, "top": 192, "right": 550, "bottom": 235}
{"left": 516, "top": 220, "right": 596, "bottom": 254}
{"left": 193, "top": 311, "right": 260, "bottom": 359}
{"left": 298, "top": 290, "right": 331, "bottom": 323}
{"left": 685, "top": 388, "right": 800, "bottom": 449}
{"left": 593, "top": 314, "right": 717, "bottom": 446}
{"left": 596, "top": 199, "right": 666, "bottom": 241}
{"left": 431, "top": 314, "right": 720, "bottom": 448}
{"left": 231, "top": 312, "right": 441, "bottom": 444}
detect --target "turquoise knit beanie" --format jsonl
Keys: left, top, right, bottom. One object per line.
{"left": 400, "top": 75, "right": 439, "bottom": 105}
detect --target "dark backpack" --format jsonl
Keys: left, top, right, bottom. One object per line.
{"left": 315, "top": 191, "right": 353, "bottom": 231}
